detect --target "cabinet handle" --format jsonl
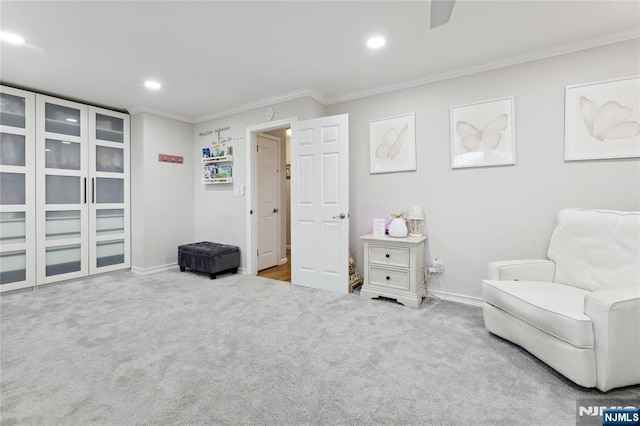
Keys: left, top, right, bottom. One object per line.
{"left": 385, "top": 254, "right": 390, "bottom": 258}
{"left": 83, "top": 178, "right": 87, "bottom": 204}
{"left": 91, "top": 178, "right": 95, "bottom": 204}
{"left": 386, "top": 276, "right": 390, "bottom": 280}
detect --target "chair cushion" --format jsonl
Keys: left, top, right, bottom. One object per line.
{"left": 547, "top": 209, "right": 640, "bottom": 292}
{"left": 482, "top": 280, "right": 594, "bottom": 349}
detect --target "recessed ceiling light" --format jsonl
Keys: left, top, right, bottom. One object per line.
{"left": 145, "top": 80, "right": 161, "bottom": 90}
{"left": 0, "top": 32, "right": 26, "bottom": 45}
{"left": 366, "top": 36, "right": 386, "bottom": 49}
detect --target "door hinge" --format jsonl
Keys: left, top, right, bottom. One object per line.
{"left": 257, "top": 249, "right": 259, "bottom": 256}
{"left": 257, "top": 146, "right": 259, "bottom": 152}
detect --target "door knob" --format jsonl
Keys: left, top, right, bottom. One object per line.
{"left": 273, "top": 208, "right": 278, "bottom": 213}
{"left": 332, "top": 213, "right": 347, "bottom": 219}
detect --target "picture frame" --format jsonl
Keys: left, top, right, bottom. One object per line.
{"left": 564, "top": 76, "right": 640, "bottom": 161}
{"left": 450, "top": 97, "right": 515, "bottom": 168}
{"left": 372, "top": 218, "right": 386, "bottom": 236}
{"left": 369, "top": 113, "right": 416, "bottom": 174}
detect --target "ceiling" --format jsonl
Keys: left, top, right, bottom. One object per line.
{"left": 1, "top": 1, "right": 638, "bottom": 123}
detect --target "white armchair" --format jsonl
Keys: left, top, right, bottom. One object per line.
{"left": 482, "top": 209, "right": 640, "bottom": 392}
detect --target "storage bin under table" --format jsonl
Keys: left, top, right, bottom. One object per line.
{"left": 178, "top": 241, "right": 240, "bottom": 279}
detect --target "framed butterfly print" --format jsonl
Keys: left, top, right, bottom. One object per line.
{"left": 369, "top": 113, "right": 416, "bottom": 174}
{"left": 450, "top": 97, "right": 515, "bottom": 169}
{"left": 564, "top": 76, "right": 640, "bottom": 161}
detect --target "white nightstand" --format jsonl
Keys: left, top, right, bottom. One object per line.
{"left": 360, "top": 234, "right": 427, "bottom": 308}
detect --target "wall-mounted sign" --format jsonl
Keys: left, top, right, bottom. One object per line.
{"left": 158, "top": 154, "right": 184, "bottom": 164}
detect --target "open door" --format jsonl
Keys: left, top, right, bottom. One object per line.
{"left": 256, "top": 133, "right": 279, "bottom": 271}
{"left": 290, "top": 114, "right": 349, "bottom": 293}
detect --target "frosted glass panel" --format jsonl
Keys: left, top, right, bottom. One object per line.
{"left": 0, "top": 172, "right": 25, "bottom": 205}
{"left": 96, "top": 114, "right": 124, "bottom": 143}
{"left": 0, "top": 212, "right": 26, "bottom": 243}
{"left": 96, "top": 178, "right": 124, "bottom": 204}
{"left": 0, "top": 93, "right": 26, "bottom": 128}
{"left": 0, "top": 250, "right": 26, "bottom": 284}
{"left": 0, "top": 133, "right": 26, "bottom": 166}
{"left": 45, "top": 244, "right": 81, "bottom": 276}
{"left": 96, "top": 239, "right": 124, "bottom": 267}
{"left": 96, "top": 209, "right": 124, "bottom": 235}
{"left": 45, "top": 103, "right": 81, "bottom": 136}
{"left": 96, "top": 146, "right": 124, "bottom": 173}
{"left": 46, "top": 210, "right": 81, "bottom": 240}
{"left": 45, "top": 175, "right": 80, "bottom": 205}
{"left": 45, "top": 139, "right": 81, "bottom": 170}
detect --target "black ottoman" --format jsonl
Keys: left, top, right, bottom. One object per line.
{"left": 178, "top": 242, "right": 240, "bottom": 279}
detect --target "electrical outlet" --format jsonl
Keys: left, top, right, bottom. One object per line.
{"left": 429, "top": 258, "right": 443, "bottom": 274}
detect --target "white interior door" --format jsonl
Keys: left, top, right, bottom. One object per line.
{"left": 257, "top": 133, "right": 279, "bottom": 271}
{"left": 291, "top": 114, "right": 349, "bottom": 293}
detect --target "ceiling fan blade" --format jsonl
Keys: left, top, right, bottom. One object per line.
{"left": 430, "top": 0, "right": 456, "bottom": 29}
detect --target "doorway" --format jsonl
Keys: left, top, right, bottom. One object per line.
{"left": 245, "top": 118, "right": 296, "bottom": 280}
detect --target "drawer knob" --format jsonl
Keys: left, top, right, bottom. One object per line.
{"left": 386, "top": 276, "right": 390, "bottom": 280}
{"left": 385, "top": 254, "right": 390, "bottom": 258}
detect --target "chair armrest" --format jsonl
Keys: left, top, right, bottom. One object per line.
{"left": 584, "top": 287, "right": 640, "bottom": 391}
{"left": 487, "top": 259, "right": 556, "bottom": 281}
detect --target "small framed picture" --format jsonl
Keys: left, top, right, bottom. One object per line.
{"left": 372, "top": 218, "right": 386, "bottom": 236}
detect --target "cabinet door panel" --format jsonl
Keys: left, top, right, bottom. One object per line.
{"left": 45, "top": 244, "right": 81, "bottom": 277}
{"left": 45, "top": 139, "right": 81, "bottom": 170}
{"left": 36, "top": 94, "right": 88, "bottom": 285}
{"left": 95, "top": 113, "right": 124, "bottom": 143}
{"left": 44, "top": 103, "right": 81, "bottom": 136}
{"left": 0, "top": 172, "right": 26, "bottom": 204}
{"left": 0, "top": 250, "right": 26, "bottom": 284}
{"left": 95, "top": 177, "right": 124, "bottom": 204}
{"left": 95, "top": 146, "right": 124, "bottom": 173}
{"left": 0, "top": 133, "right": 26, "bottom": 166}
{"left": 0, "top": 92, "right": 26, "bottom": 128}
{"left": 0, "top": 85, "right": 35, "bottom": 292}
{"left": 45, "top": 175, "right": 81, "bottom": 204}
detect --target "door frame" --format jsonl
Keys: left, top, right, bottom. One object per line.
{"left": 245, "top": 117, "right": 297, "bottom": 276}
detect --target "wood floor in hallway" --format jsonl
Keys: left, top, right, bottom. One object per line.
{"left": 257, "top": 248, "right": 291, "bottom": 282}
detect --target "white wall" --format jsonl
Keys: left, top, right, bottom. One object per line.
{"left": 192, "top": 96, "right": 327, "bottom": 271}
{"left": 326, "top": 39, "right": 640, "bottom": 299}
{"left": 130, "top": 112, "right": 194, "bottom": 271}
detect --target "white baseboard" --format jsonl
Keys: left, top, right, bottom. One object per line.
{"left": 131, "top": 263, "right": 177, "bottom": 275}
{"left": 133, "top": 264, "right": 250, "bottom": 276}
{"left": 428, "top": 289, "right": 484, "bottom": 307}
{"left": 279, "top": 258, "right": 288, "bottom": 265}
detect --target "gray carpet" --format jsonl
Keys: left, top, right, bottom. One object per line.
{"left": 1, "top": 270, "right": 638, "bottom": 425}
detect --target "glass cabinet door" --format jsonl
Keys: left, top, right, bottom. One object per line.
{"left": 36, "top": 94, "right": 89, "bottom": 284}
{"left": 89, "top": 107, "right": 130, "bottom": 274}
{"left": 0, "top": 86, "right": 36, "bottom": 292}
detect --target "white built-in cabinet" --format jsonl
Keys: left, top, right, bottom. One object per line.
{"left": 0, "top": 85, "right": 130, "bottom": 292}
{"left": 0, "top": 86, "right": 36, "bottom": 292}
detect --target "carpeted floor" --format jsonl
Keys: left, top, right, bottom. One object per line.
{"left": 1, "top": 270, "right": 638, "bottom": 425}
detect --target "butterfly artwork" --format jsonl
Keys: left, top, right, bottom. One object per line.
{"left": 565, "top": 76, "right": 640, "bottom": 161}
{"left": 375, "top": 124, "right": 408, "bottom": 160}
{"left": 579, "top": 96, "right": 640, "bottom": 141}
{"left": 450, "top": 97, "right": 515, "bottom": 168}
{"left": 369, "top": 113, "right": 416, "bottom": 174}
{"left": 455, "top": 114, "right": 508, "bottom": 152}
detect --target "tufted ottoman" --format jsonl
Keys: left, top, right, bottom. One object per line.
{"left": 178, "top": 241, "right": 240, "bottom": 279}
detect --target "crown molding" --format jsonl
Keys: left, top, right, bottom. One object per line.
{"left": 126, "top": 106, "right": 198, "bottom": 124}
{"left": 128, "top": 32, "right": 637, "bottom": 124}
{"left": 324, "top": 31, "right": 639, "bottom": 105}
{"left": 192, "top": 88, "right": 328, "bottom": 123}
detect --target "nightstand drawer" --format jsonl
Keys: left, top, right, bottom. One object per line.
{"left": 369, "top": 245, "right": 410, "bottom": 268}
{"left": 369, "top": 266, "right": 410, "bottom": 291}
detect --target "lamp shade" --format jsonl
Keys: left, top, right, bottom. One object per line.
{"left": 407, "top": 205, "right": 425, "bottom": 220}
{"left": 406, "top": 205, "right": 425, "bottom": 236}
